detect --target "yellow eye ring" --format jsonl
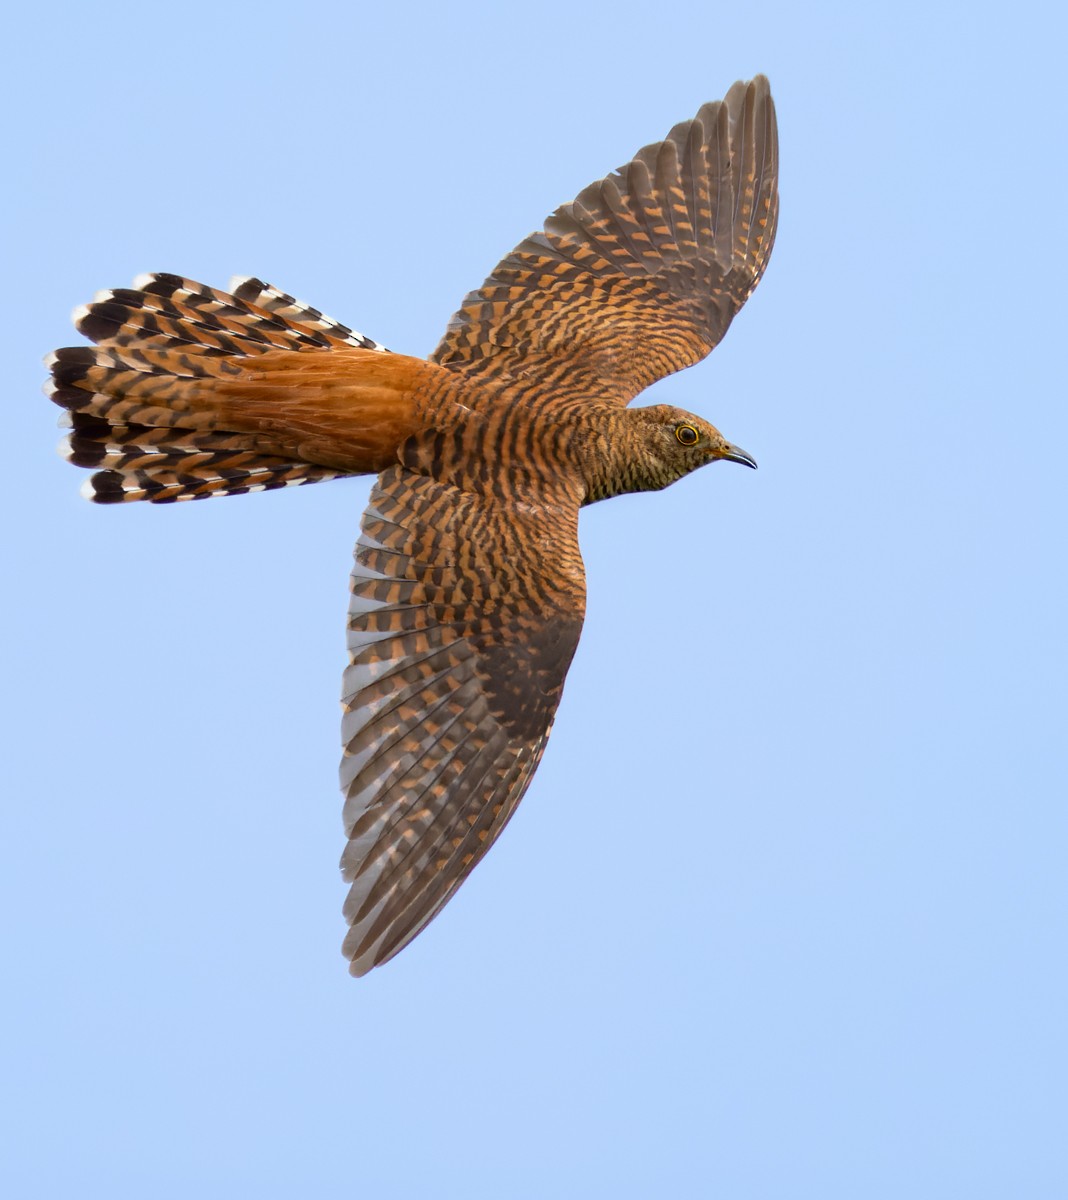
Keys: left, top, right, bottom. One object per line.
{"left": 675, "top": 424, "right": 699, "bottom": 446}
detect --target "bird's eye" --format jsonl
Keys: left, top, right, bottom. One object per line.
{"left": 675, "top": 424, "right": 699, "bottom": 446}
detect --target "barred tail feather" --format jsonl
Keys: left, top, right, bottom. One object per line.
{"left": 47, "top": 273, "right": 399, "bottom": 504}
{"left": 59, "top": 410, "right": 348, "bottom": 504}
{"left": 84, "top": 273, "right": 388, "bottom": 355}
{"left": 227, "top": 276, "right": 388, "bottom": 350}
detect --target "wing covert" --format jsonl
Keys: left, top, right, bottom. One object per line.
{"left": 431, "top": 76, "right": 779, "bottom": 406}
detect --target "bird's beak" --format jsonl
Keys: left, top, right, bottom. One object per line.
{"left": 716, "top": 441, "right": 758, "bottom": 469}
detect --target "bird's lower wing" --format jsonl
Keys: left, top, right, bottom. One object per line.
{"left": 340, "top": 465, "right": 586, "bottom": 975}
{"left": 431, "top": 76, "right": 778, "bottom": 406}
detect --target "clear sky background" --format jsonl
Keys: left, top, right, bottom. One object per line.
{"left": 4, "top": 2, "right": 1065, "bottom": 1196}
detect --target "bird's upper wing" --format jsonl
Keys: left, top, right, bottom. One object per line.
{"left": 431, "top": 76, "right": 778, "bottom": 406}
{"left": 339, "top": 457, "right": 586, "bottom": 975}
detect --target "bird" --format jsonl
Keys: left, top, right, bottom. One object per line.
{"left": 46, "top": 75, "right": 779, "bottom": 975}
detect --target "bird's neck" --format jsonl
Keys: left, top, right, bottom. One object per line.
{"left": 575, "top": 408, "right": 680, "bottom": 505}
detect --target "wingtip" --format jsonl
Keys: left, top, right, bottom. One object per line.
{"left": 342, "top": 923, "right": 379, "bottom": 978}
{"left": 347, "top": 955, "right": 373, "bottom": 978}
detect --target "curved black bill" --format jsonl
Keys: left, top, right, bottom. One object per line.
{"left": 720, "top": 441, "right": 758, "bottom": 469}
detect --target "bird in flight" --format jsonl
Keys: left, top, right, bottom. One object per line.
{"left": 47, "top": 76, "right": 779, "bottom": 975}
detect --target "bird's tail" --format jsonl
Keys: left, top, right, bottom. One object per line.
{"left": 47, "top": 273, "right": 426, "bottom": 503}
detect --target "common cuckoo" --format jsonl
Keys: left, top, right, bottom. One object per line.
{"left": 47, "top": 76, "right": 779, "bottom": 974}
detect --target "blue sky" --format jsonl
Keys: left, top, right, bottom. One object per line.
{"left": 4, "top": 2, "right": 1066, "bottom": 1196}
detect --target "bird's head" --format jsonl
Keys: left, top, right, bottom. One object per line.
{"left": 612, "top": 404, "right": 756, "bottom": 496}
